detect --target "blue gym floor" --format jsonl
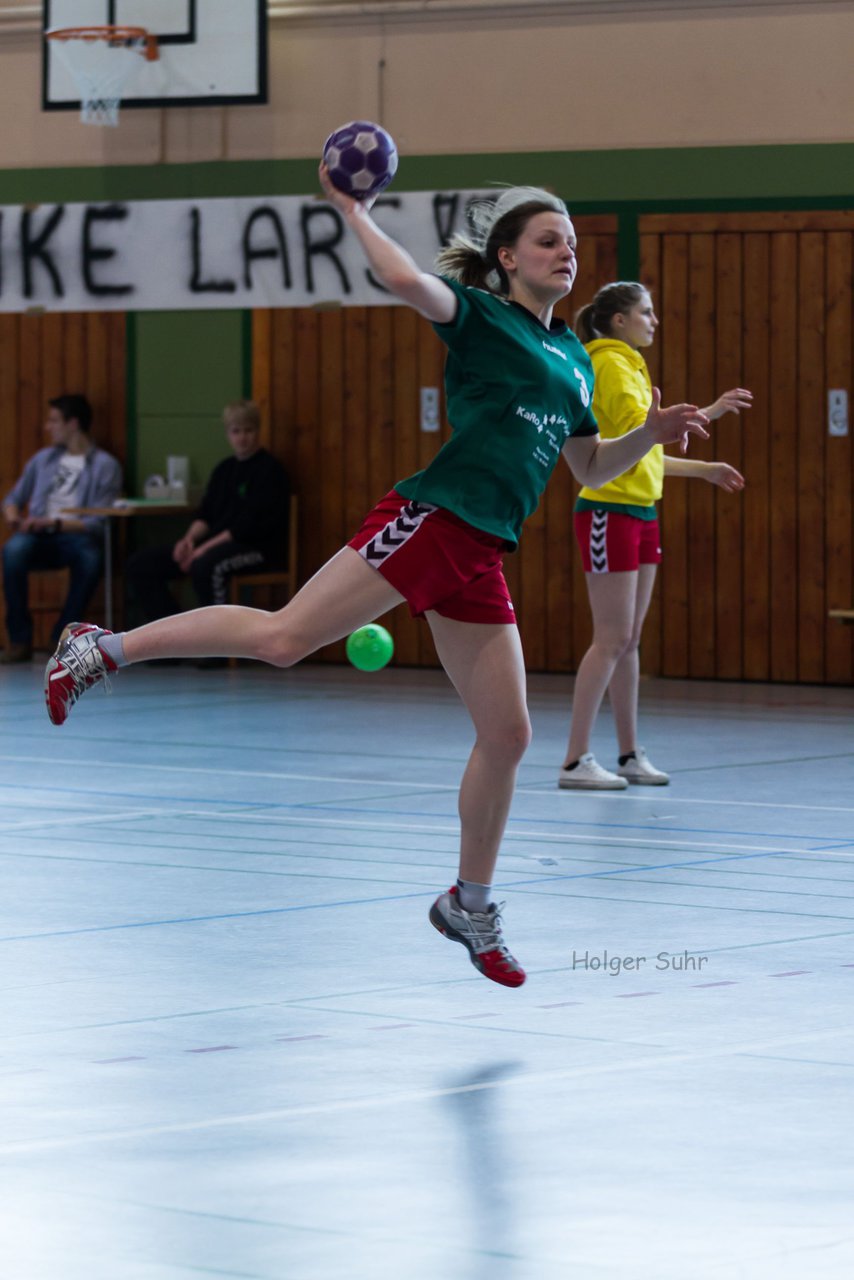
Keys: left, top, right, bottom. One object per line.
{"left": 1, "top": 660, "right": 853, "bottom": 1279}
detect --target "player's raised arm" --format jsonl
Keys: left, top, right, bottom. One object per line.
{"left": 318, "top": 163, "right": 456, "bottom": 325}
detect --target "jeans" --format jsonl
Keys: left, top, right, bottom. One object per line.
{"left": 2, "top": 530, "right": 105, "bottom": 647}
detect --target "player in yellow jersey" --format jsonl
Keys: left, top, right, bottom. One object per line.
{"left": 559, "top": 281, "right": 752, "bottom": 790}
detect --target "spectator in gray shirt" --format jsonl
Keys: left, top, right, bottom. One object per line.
{"left": 1, "top": 394, "right": 122, "bottom": 662}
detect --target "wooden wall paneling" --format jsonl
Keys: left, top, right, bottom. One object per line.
{"left": 390, "top": 306, "right": 422, "bottom": 666}
{"left": 641, "top": 213, "right": 854, "bottom": 235}
{"left": 294, "top": 308, "right": 322, "bottom": 589}
{"left": 0, "top": 316, "right": 20, "bottom": 499}
{"left": 686, "top": 232, "right": 717, "bottom": 678}
{"left": 270, "top": 308, "right": 297, "bottom": 469}
{"left": 342, "top": 309, "right": 370, "bottom": 539}
{"left": 367, "top": 308, "right": 395, "bottom": 502}
{"left": 713, "top": 232, "right": 746, "bottom": 680}
{"left": 62, "top": 312, "right": 86, "bottom": 391}
{"left": 639, "top": 231, "right": 663, "bottom": 676}
{"left": 318, "top": 308, "right": 346, "bottom": 572}
{"left": 824, "top": 232, "right": 854, "bottom": 684}
{"left": 796, "top": 232, "right": 828, "bottom": 684}
{"left": 741, "top": 233, "right": 772, "bottom": 681}
{"left": 659, "top": 233, "right": 690, "bottom": 677}
{"left": 106, "top": 313, "right": 126, "bottom": 467}
{"left": 41, "top": 314, "right": 65, "bottom": 419}
{"left": 768, "top": 233, "right": 799, "bottom": 682}
{"left": 251, "top": 310, "right": 273, "bottom": 448}
{"left": 18, "top": 316, "right": 43, "bottom": 463}
{"left": 85, "top": 314, "right": 110, "bottom": 453}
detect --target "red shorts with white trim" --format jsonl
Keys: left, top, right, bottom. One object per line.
{"left": 348, "top": 490, "right": 516, "bottom": 624}
{"left": 574, "top": 509, "right": 662, "bottom": 573}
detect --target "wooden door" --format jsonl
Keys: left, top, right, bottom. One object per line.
{"left": 640, "top": 212, "right": 854, "bottom": 685}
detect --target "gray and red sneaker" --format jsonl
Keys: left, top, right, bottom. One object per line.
{"left": 44, "top": 622, "right": 117, "bottom": 726}
{"left": 429, "top": 886, "right": 526, "bottom": 988}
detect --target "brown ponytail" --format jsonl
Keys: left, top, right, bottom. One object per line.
{"left": 434, "top": 235, "right": 496, "bottom": 290}
{"left": 435, "top": 185, "right": 571, "bottom": 297}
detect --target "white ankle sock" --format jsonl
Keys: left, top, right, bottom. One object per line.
{"left": 456, "top": 879, "right": 491, "bottom": 913}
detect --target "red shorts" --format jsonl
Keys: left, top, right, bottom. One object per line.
{"left": 348, "top": 490, "right": 516, "bottom": 624}
{"left": 574, "top": 509, "right": 662, "bottom": 573}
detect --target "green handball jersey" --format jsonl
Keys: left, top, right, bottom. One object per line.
{"left": 395, "top": 277, "right": 598, "bottom": 549}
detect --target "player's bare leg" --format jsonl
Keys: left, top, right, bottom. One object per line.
{"left": 45, "top": 549, "right": 403, "bottom": 724}
{"left": 426, "top": 615, "right": 530, "bottom": 987}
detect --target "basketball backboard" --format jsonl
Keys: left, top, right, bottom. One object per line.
{"left": 42, "top": 0, "right": 267, "bottom": 112}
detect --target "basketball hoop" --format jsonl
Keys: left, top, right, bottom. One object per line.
{"left": 46, "top": 26, "right": 159, "bottom": 127}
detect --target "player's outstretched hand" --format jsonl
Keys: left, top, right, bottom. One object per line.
{"left": 645, "top": 387, "right": 710, "bottom": 454}
{"left": 318, "top": 163, "right": 376, "bottom": 215}
{"left": 708, "top": 463, "right": 745, "bottom": 492}
{"left": 704, "top": 388, "right": 753, "bottom": 420}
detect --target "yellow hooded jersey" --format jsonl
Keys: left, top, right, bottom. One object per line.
{"left": 576, "top": 338, "right": 663, "bottom": 509}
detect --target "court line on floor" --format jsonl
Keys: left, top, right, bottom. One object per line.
{"left": 5, "top": 927, "right": 853, "bottom": 1040}
{"left": 2, "top": 1022, "right": 850, "bottom": 1156}
{"left": 2, "top": 840, "right": 851, "bottom": 911}
{"left": 524, "top": 789, "right": 854, "bottom": 817}
{"left": 48, "top": 800, "right": 850, "bottom": 858}
{"left": 9, "top": 826, "right": 853, "bottom": 892}
{"left": 3, "top": 865, "right": 852, "bottom": 945}
{"left": 5, "top": 752, "right": 854, "bottom": 815}
{"left": 73, "top": 806, "right": 837, "bottom": 860}
{"left": 0, "top": 754, "right": 454, "bottom": 792}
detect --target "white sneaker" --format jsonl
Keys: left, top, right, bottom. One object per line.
{"left": 616, "top": 747, "right": 670, "bottom": 786}
{"left": 558, "top": 752, "right": 628, "bottom": 790}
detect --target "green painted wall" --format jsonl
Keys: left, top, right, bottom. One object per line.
{"left": 123, "top": 309, "right": 245, "bottom": 571}
{"left": 133, "top": 309, "right": 246, "bottom": 495}
{"left": 0, "top": 143, "right": 853, "bottom": 204}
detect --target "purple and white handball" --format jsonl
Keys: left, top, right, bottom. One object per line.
{"left": 322, "top": 121, "right": 399, "bottom": 199}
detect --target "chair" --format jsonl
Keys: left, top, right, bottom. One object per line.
{"left": 227, "top": 496, "right": 299, "bottom": 666}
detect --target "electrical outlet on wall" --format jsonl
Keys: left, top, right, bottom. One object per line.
{"left": 828, "top": 389, "right": 849, "bottom": 437}
{"left": 420, "top": 387, "right": 440, "bottom": 433}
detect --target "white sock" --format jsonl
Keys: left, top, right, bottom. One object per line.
{"left": 98, "top": 632, "right": 128, "bottom": 667}
{"left": 456, "top": 878, "right": 491, "bottom": 913}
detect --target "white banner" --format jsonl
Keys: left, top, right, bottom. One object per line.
{"left": 0, "top": 190, "right": 489, "bottom": 314}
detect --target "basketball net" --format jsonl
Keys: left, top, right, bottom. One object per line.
{"left": 46, "top": 27, "right": 158, "bottom": 128}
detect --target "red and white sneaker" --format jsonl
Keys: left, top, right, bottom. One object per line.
{"left": 429, "top": 886, "right": 526, "bottom": 988}
{"left": 44, "top": 622, "right": 117, "bottom": 726}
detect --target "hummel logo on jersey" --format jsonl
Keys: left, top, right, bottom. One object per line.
{"left": 542, "top": 340, "right": 567, "bottom": 361}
